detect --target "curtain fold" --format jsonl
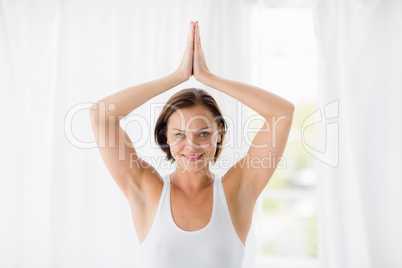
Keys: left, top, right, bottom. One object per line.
{"left": 0, "top": 0, "right": 255, "bottom": 267}
{"left": 312, "top": 0, "right": 402, "bottom": 267}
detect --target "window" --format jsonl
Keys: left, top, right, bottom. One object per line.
{"left": 249, "top": 1, "right": 319, "bottom": 267}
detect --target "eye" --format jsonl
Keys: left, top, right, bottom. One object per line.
{"left": 176, "top": 133, "right": 185, "bottom": 139}
{"left": 200, "top": 132, "right": 209, "bottom": 137}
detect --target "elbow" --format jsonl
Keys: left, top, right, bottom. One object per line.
{"left": 288, "top": 101, "right": 295, "bottom": 114}
{"left": 283, "top": 101, "right": 295, "bottom": 118}
{"left": 89, "top": 103, "right": 99, "bottom": 121}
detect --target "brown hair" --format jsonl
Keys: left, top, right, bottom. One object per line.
{"left": 154, "top": 88, "right": 227, "bottom": 164}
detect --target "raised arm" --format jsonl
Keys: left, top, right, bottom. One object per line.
{"left": 192, "top": 21, "right": 295, "bottom": 202}
{"left": 89, "top": 21, "right": 196, "bottom": 202}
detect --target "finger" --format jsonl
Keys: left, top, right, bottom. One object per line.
{"left": 187, "top": 22, "right": 194, "bottom": 47}
{"left": 190, "top": 21, "right": 194, "bottom": 33}
{"left": 195, "top": 22, "right": 202, "bottom": 49}
{"left": 188, "top": 21, "right": 194, "bottom": 39}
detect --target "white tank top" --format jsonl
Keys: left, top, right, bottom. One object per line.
{"left": 139, "top": 173, "right": 246, "bottom": 268}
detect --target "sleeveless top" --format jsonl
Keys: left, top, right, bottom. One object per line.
{"left": 139, "top": 173, "right": 246, "bottom": 268}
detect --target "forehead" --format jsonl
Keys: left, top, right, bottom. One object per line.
{"left": 167, "top": 106, "right": 216, "bottom": 129}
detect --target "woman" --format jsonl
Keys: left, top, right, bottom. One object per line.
{"left": 89, "top": 21, "right": 294, "bottom": 268}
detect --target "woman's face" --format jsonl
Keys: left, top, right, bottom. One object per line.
{"left": 166, "top": 105, "right": 222, "bottom": 171}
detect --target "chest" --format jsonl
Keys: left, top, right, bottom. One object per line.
{"left": 170, "top": 186, "right": 213, "bottom": 231}
{"left": 169, "top": 182, "right": 251, "bottom": 247}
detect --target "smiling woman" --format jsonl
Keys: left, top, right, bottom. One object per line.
{"left": 154, "top": 88, "right": 227, "bottom": 168}
{"left": 89, "top": 21, "right": 294, "bottom": 268}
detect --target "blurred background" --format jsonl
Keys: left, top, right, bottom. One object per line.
{"left": 1, "top": 0, "right": 401, "bottom": 267}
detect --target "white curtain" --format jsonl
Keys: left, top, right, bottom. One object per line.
{"left": 312, "top": 0, "right": 402, "bottom": 267}
{"left": 0, "top": 0, "right": 256, "bottom": 267}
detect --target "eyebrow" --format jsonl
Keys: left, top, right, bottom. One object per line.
{"left": 172, "top": 127, "right": 212, "bottom": 132}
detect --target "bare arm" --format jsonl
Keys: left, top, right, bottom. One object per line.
{"left": 89, "top": 21, "right": 196, "bottom": 202}
{"left": 193, "top": 21, "right": 294, "bottom": 202}
{"left": 89, "top": 72, "right": 185, "bottom": 200}
{"left": 199, "top": 73, "right": 294, "bottom": 119}
{"left": 90, "top": 72, "right": 186, "bottom": 120}
{"left": 199, "top": 73, "right": 294, "bottom": 198}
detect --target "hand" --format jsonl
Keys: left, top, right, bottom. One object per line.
{"left": 176, "top": 21, "right": 195, "bottom": 82}
{"left": 193, "top": 21, "right": 211, "bottom": 82}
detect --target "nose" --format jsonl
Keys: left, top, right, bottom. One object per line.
{"left": 185, "top": 134, "right": 200, "bottom": 149}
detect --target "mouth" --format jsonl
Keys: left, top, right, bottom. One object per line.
{"left": 181, "top": 153, "right": 205, "bottom": 161}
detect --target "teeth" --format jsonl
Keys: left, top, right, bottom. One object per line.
{"left": 184, "top": 153, "right": 203, "bottom": 158}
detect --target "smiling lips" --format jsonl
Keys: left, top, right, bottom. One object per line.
{"left": 181, "top": 153, "right": 205, "bottom": 161}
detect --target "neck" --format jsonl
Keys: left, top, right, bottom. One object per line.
{"left": 170, "top": 167, "right": 214, "bottom": 193}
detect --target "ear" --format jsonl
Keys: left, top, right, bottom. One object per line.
{"left": 217, "top": 123, "right": 223, "bottom": 143}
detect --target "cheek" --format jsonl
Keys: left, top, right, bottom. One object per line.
{"left": 168, "top": 140, "right": 185, "bottom": 157}
{"left": 205, "top": 138, "right": 218, "bottom": 152}
{"left": 169, "top": 142, "right": 180, "bottom": 152}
